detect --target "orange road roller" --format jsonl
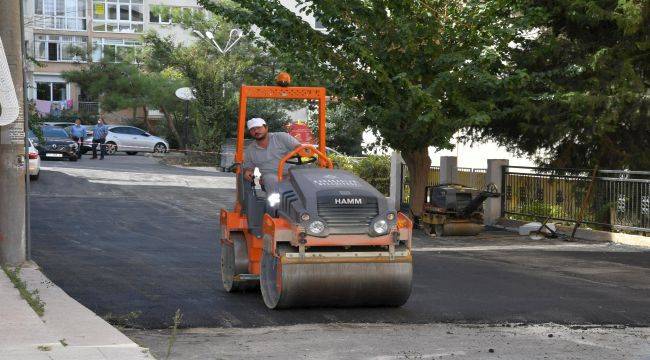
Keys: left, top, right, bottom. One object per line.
{"left": 220, "top": 80, "right": 413, "bottom": 309}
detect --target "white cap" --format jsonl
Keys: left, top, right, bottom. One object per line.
{"left": 247, "top": 117, "right": 266, "bottom": 129}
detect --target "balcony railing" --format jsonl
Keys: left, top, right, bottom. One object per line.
{"left": 78, "top": 101, "right": 100, "bottom": 115}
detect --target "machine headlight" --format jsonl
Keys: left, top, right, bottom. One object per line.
{"left": 386, "top": 213, "right": 395, "bottom": 221}
{"left": 267, "top": 192, "right": 280, "bottom": 207}
{"left": 373, "top": 219, "right": 388, "bottom": 234}
{"left": 308, "top": 220, "right": 325, "bottom": 234}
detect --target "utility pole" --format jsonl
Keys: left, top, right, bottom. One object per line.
{"left": 0, "top": 0, "right": 27, "bottom": 265}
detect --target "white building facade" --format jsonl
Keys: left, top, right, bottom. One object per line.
{"left": 23, "top": 0, "right": 202, "bottom": 120}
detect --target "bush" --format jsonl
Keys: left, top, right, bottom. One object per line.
{"left": 329, "top": 154, "right": 391, "bottom": 196}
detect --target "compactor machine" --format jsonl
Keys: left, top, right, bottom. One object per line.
{"left": 220, "top": 76, "right": 413, "bottom": 309}
{"left": 422, "top": 183, "right": 500, "bottom": 236}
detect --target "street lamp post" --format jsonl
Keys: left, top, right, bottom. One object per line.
{"left": 174, "top": 87, "right": 196, "bottom": 150}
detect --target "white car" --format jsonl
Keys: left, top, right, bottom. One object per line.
{"left": 27, "top": 139, "right": 41, "bottom": 180}
{"left": 82, "top": 125, "right": 169, "bottom": 155}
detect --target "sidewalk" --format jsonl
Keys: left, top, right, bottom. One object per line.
{"left": 0, "top": 262, "right": 153, "bottom": 360}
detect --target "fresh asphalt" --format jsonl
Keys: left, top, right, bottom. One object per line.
{"left": 31, "top": 155, "right": 650, "bottom": 329}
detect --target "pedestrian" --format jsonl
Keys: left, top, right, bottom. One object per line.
{"left": 92, "top": 118, "right": 109, "bottom": 160}
{"left": 69, "top": 118, "right": 86, "bottom": 159}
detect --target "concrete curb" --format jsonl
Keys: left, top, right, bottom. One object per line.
{"left": 496, "top": 218, "right": 650, "bottom": 249}
{"left": 0, "top": 262, "right": 154, "bottom": 360}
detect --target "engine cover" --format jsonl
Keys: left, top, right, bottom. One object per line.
{"left": 276, "top": 167, "right": 391, "bottom": 235}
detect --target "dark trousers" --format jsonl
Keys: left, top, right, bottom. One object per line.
{"left": 92, "top": 138, "right": 106, "bottom": 159}
{"left": 71, "top": 136, "right": 83, "bottom": 158}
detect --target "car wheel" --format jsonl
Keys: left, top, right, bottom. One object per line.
{"left": 69, "top": 155, "right": 78, "bottom": 162}
{"left": 154, "top": 143, "right": 167, "bottom": 153}
{"left": 126, "top": 151, "right": 138, "bottom": 155}
{"left": 30, "top": 173, "right": 39, "bottom": 181}
{"left": 106, "top": 142, "right": 117, "bottom": 155}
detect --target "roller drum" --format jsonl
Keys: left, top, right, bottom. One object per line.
{"left": 260, "top": 247, "right": 412, "bottom": 309}
{"left": 440, "top": 222, "right": 483, "bottom": 236}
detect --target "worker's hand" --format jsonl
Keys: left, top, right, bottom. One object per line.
{"left": 243, "top": 168, "right": 254, "bottom": 182}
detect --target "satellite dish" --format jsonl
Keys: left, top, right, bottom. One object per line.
{"left": 175, "top": 87, "right": 196, "bottom": 101}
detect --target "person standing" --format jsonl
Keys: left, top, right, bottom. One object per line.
{"left": 92, "top": 118, "right": 109, "bottom": 160}
{"left": 69, "top": 119, "right": 86, "bottom": 159}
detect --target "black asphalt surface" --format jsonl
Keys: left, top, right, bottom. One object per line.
{"left": 31, "top": 156, "right": 650, "bottom": 329}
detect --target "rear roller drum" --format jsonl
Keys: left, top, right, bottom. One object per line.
{"left": 221, "top": 232, "right": 256, "bottom": 292}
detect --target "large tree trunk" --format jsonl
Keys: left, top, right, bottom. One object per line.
{"left": 160, "top": 105, "right": 182, "bottom": 148}
{"left": 142, "top": 105, "right": 154, "bottom": 133}
{"left": 402, "top": 147, "right": 431, "bottom": 221}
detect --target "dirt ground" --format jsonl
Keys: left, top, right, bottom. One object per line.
{"left": 126, "top": 323, "right": 650, "bottom": 360}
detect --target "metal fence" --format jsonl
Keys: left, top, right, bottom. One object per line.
{"left": 502, "top": 166, "right": 650, "bottom": 233}
{"left": 400, "top": 165, "right": 486, "bottom": 209}
{"left": 458, "top": 167, "right": 487, "bottom": 189}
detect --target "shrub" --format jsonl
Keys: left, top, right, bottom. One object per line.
{"left": 329, "top": 154, "right": 391, "bottom": 196}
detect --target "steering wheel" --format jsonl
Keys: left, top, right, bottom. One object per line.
{"left": 277, "top": 144, "right": 333, "bottom": 181}
{"left": 285, "top": 154, "right": 318, "bottom": 166}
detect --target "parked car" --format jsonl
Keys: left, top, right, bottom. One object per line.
{"left": 36, "top": 126, "right": 78, "bottom": 161}
{"left": 43, "top": 121, "right": 75, "bottom": 129}
{"left": 82, "top": 125, "right": 169, "bottom": 155}
{"left": 27, "top": 138, "right": 41, "bottom": 180}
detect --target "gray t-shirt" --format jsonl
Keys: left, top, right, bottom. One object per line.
{"left": 243, "top": 132, "right": 301, "bottom": 177}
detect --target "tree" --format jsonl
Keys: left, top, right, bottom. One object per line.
{"left": 199, "top": 0, "right": 517, "bottom": 217}
{"left": 143, "top": 25, "right": 294, "bottom": 153}
{"left": 473, "top": 0, "right": 649, "bottom": 170}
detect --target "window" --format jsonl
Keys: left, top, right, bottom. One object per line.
{"left": 34, "top": 0, "right": 86, "bottom": 31}
{"left": 149, "top": 5, "right": 197, "bottom": 24}
{"left": 92, "top": 37, "right": 141, "bottom": 62}
{"left": 110, "top": 127, "right": 129, "bottom": 134}
{"left": 36, "top": 82, "right": 67, "bottom": 101}
{"left": 34, "top": 34, "right": 87, "bottom": 62}
{"left": 125, "top": 127, "right": 144, "bottom": 135}
{"left": 92, "top": 0, "right": 143, "bottom": 33}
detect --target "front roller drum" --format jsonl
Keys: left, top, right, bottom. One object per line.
{"left": 260, "top": 246, "right": 412, "bottom": 309}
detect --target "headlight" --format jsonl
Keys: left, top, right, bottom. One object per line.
{"left": 267, "top": 192, "right": 280, "bottom": 207}
{"left": 308, "top": 220, "right": 325, "bottom": 234}
{"left": 373, "top": 219, "right": 388, "bottom": 234}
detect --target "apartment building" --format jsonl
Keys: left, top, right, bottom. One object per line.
{"left": 23, "top": 0, "right": 201, "bottom": 120}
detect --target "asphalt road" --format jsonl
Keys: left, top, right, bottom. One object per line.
{"left": 31, "top": 155, "right": 650, "bottom": 329}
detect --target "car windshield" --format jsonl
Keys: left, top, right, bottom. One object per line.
{"left": 42, "top": 127, "right": 69, "bottom": 139}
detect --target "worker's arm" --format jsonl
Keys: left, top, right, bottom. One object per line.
{"left": 242, "top": 149, "right": 255, "bottom": 182}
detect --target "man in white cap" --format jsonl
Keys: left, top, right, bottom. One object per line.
{"left": 242, "top": 117, "right": 301, "bottom": 193}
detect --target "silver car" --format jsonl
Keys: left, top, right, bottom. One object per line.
{"left": 83, "top": 125, "right": 169, "bottom": 155}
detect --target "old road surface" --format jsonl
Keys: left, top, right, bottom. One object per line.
{"left": 32, "top": 156, "right": 650, "bottom": 330}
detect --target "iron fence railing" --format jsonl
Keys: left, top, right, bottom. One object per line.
{"left": 502, "top": 166, "right": 650, "bottom": 233}
{"left": 78, "top": 101, "right": 100, "bottom": 115}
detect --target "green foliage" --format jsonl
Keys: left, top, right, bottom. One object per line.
{"left": 324, "top": 102, "right": 365, "bottom": 156}
{"left": 330, "top": 154, "right": 391, "bottom": 196}
{"left": 512, "top": 201, "right": 569, "bottom": 222}
{"left": 143, "top": 20, "right": 294, "bottom": 152}
{"left": 199, "top": 0, "right": 519, "bottom": 214}
{"left": 200, "top": 1, "right": 514, "bottom": 154}
{"left": 473, "top": 0, "right": 650, "bottom": 169}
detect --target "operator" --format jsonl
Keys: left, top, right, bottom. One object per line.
{"left": 242, "top": 117, "right": 301, "bottom": 194}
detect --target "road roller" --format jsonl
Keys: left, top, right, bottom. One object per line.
{"left": 422, "top": 183, "right": 500, "bottom": 236}
{"left": 219, "top": 78, "right": 413, "bottom": 309}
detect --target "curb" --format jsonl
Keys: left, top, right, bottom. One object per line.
{"left": 0, "top": 262, "right": 154, "bottom": 360}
